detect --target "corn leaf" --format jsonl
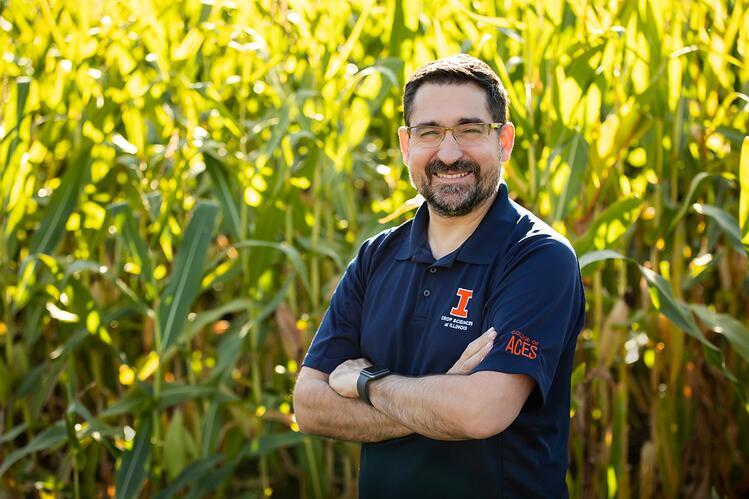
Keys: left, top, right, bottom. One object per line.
{"left": 739, "top": 136, "right": 749, "bottom": 244}
{"left": 115, "top": 416, "right": 152, "bottom": 499}
{"left": 691, "top": 305, "right": 749, "bottom": 364}
{"left": 693, "top": 204, "right": 747, "bottom": 256}
{"left": 157, "top": 201, "right": 218, "bottom": 351}
{"left": 0, "top": 422, "right": 67, "bottom": 477}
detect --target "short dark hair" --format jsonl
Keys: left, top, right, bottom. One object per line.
{"left": 403, "top": 54, "right": 509, "bottom": 126}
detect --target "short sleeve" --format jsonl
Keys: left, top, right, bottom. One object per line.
{"left": 472, "top": 237, "right": 585, "bottom": 410}
{"left": 301, "top": 242, "right": 369, "bottom": 374}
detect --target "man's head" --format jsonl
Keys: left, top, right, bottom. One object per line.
{"left": 398, "top": 54, "right": 515, "bottom": 218}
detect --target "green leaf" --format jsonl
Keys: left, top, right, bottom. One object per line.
{"left": 691, "top": 305, "right": 749, "bottom": 364}
{"left": 0, "top": 358, "right": 10, "bottom": 403}
{"left": 206, "top": 330, "right": 244, "bottom": 382}
{"left": 0, "top": 423, "right": 28, "bottom": 444}
{"left": 99, "top": 388, "right": 151, "bottom": 419}
{"left": 159, "top": 296, "right": 247, "bottom": 367}
{"left": 570, "top": 362, "right": 586, "bottom": 388}
{"left": 29, "top": 153, "right": 91, "bottom": 255}
{"left": 200, "top": 402, "right": 220, "bottom": 457}
{"left": 16, "top": 363, "right": 45, "bottom": 398}
{"left": 296, "top": 235, "right": 345, "bottom": 271}
{"left": 152, "top": 455, "right": 222, "bottom": 499}
{"left": 164, "top": 410, "right": 187, "bottom": 480}
{"left": 637, "top": 266, "right": 717, "bottom": 351}
{"left": 242, "top": 431, "right": 307, "bottom": 458}
{"left": 204, "top": 152, "right": 242, "bottom": 240}
{"left": 665, "top": 172, "right": 718, "bottom": 235}
{"left": 578, "top": 249, "right": 627, "bottom": 272}
{"left": 178, "top": 298, "right": 251, "bottom": 349}
{"left": 157, "top": 383, "right": 237, "bottom": 409}
{"left": 0, "top": 422, "right": 67, "bottom": 477}
{"left": 15, "top": 77, "right": 31, "bottom": 126}
{"left": 31, "top": 357, "right": 68, "bottom": 418}
{"left": 740, "top": 136, "right": 749, "bottom": 244}
{"left": 578, "top": 252, "right": 724, "bottom": 356}
{"left": 172, "top": 28, "right": 205, "bottom": 61}
{"left": 68, "top": 401, "right": 122, "bottom": 439}
{"left": 232, "top": 239, "right": 311, "bottom": 298}
{"left": 693, "top": 204, "right": 747, "bottom": 255}
{"left": 573, "top": 198, "right": 643, "bottom": 255}
{"left": 158, "top": 201, "right": 218, "bottom": 351}
{"left": 115, "top": 416, "right": 152, "bottom": 499}
{"left": 552, "top": 131, "right": 589, "bottom": 222}
{"left": 108, "top": 203, "right": 155, "bottom": 298}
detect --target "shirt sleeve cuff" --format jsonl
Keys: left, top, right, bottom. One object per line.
{"left": 301, "top": 353, "right": 353, "bottom": 375}
{"left": 471, "top": 358, "right": 550, "bottom": 411}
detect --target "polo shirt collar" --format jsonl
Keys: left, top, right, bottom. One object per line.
{"left": 395, "top": 182, "right": 516, "bottom": 265}
{"left": 394, "top": 197, "right": 430, "bottom": 262}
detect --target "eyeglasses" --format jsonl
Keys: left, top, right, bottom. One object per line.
{"left": 406, "top": 122, "right": 504, "bottom": 147}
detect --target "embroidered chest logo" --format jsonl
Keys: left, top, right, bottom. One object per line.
{"left": 441, "top": 288, "right": 474, "bottom": 331}
{"left": 505, "top": 330, "right": 538, "bottom": 359}
{"left": 450, "top": 288, "right": 473, "bottom": 318}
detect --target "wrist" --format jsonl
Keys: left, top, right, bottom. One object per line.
{"left": 357, "top": 366, "right": 391, "bottom": 405}
{"left": 366, "top": 374, "right": 399, "bottom": 407}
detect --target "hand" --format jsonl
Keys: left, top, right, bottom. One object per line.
{"left": 447, "top": 327, "right": 496, "bottom": 375}
{"left": 329, "top": 358, "right": 372, "bottom": 398}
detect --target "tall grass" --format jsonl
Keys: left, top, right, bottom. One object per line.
{"left": 1, "top": 0, "right": 747, "bottom": 497}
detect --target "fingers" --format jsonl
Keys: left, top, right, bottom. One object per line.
{"left": 461, "top": 327, "right": 497, "bottom": 359}
{"left": 461, "top": 340, "right": 494, "bottom": 371}
{"left": 448, "top": 327, "right": 497, "bottom": 374}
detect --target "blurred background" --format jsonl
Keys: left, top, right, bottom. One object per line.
{"left": 1, "top": 0, "right": 748, "bottom": 497}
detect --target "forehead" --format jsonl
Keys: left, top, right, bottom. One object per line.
{"left": 410, "top": 82, "right": 492, "bottom": 125}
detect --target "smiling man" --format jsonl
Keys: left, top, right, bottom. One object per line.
{"left": 293, "top": 54, "right": 586, "bottom": 498}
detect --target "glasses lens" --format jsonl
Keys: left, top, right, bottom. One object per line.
{"left": 454, "top": 123, "right": 488, "bottom": 145}
{"left": 411, "top": 126, "right": 444, "bottom": 145}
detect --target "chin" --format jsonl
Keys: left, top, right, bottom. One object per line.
{"left": 430, "top": 197, "right": 477, "bottom": 217}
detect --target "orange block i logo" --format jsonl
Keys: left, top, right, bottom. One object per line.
{"left": 450, "top": 288, "right": 473, "bottom": 318}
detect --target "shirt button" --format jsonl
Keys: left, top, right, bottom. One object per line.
{"left": 423, "top": 289, "right": 431, "bottom": 297}
{"left": 429, "top": 267, "right": 437, "bottom": 273}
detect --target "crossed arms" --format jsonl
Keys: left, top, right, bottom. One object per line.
{"left": 292, "top": 327, "right": 535, "bottom": 442}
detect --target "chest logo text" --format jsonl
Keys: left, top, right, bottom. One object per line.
{"left": 441, "top": 288, "right": 474, "bottom": 331}
{"left": 450, "top": 288, "right": 473, "bottom": 318}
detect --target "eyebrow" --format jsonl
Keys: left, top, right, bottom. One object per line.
{"left": 412, "top": 117, "right": 488, "bottom": 127}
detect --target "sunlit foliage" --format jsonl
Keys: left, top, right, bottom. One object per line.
{"left": 1, "top": 0, "right": 748, "bottom": 497}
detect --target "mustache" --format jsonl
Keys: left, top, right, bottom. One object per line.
{"left": 426, "top": 159, "right": 480, "bottom": 176}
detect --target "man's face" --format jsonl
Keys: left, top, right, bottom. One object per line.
{"left": 398, "top": 83, "right": 514, "bottom": 217}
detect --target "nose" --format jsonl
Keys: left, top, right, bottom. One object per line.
{"left": 436, "top": 131, "right": 463, "bottom": 165}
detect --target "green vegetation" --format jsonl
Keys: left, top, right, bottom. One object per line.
{"left": 1, "top": 0, "right": 748, "bottom": 497}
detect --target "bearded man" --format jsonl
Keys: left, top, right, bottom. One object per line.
{"left": 293, "top": 54, "right": 586, "bottom": 499}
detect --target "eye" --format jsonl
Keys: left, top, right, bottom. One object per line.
{"left": 458, "top": 124, "right": 485, "bottom": 135}
{"left": 415, "top": 127, "right": 441, "bottom": 138}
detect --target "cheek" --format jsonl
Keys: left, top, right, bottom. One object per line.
{"left": 408, "top": 153, "right": 432, "bottom": 173}
{"left": 474, "top": 152, "right": 501, "bottom": 171}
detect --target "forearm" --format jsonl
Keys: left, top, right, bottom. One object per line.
{"left": 293, "top": 376, "right": 413, "bottom": 443}
{"left": 367, "top": 374, "right": 479, "bottom": 441}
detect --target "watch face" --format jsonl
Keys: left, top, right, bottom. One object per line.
{"left": 363, "top": 366, "right": 390, "bottom": 378}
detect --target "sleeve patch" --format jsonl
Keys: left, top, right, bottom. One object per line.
{"left": 503, "top": 330, "right": 539, "bottom": 360}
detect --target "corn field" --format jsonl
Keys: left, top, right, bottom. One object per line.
{"left": 1, "top": 0, "right": 748, "bottom": 497}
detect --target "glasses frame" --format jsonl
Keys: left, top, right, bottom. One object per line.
{"left": 406, "top": 122, "right": 505, "bottom": 147}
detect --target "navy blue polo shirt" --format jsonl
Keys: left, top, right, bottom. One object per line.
{"left": 303, "top": 182, "right": 585, "bottom": 499}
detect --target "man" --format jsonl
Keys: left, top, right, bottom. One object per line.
{"left": 293, "top": 54, "right": 586, "bottom": 498}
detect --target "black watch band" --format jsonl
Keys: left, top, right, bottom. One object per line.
{"left": 357, "top": 366, "right": 391, "bottom": 405}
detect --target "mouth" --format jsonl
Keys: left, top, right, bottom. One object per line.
{"left": 433, "top": 171, "right": 472, "bottom": 179}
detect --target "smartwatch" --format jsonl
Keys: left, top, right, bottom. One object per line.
{"left": 357, "top": 366, "right": 391, "bottom": 406}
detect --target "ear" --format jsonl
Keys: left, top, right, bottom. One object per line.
{"left": 398, "top": 126, "right": 410, "bottom": 165}
{"left": 497, "top": 122, "right": 515, "bottom": 163}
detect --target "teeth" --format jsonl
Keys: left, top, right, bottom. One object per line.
{"left": 435, "top": 171, "right": 470, "bottom": 179}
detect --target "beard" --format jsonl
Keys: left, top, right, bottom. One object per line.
{"left": 411, "top": 158, "right": 501, "bottom": 217}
